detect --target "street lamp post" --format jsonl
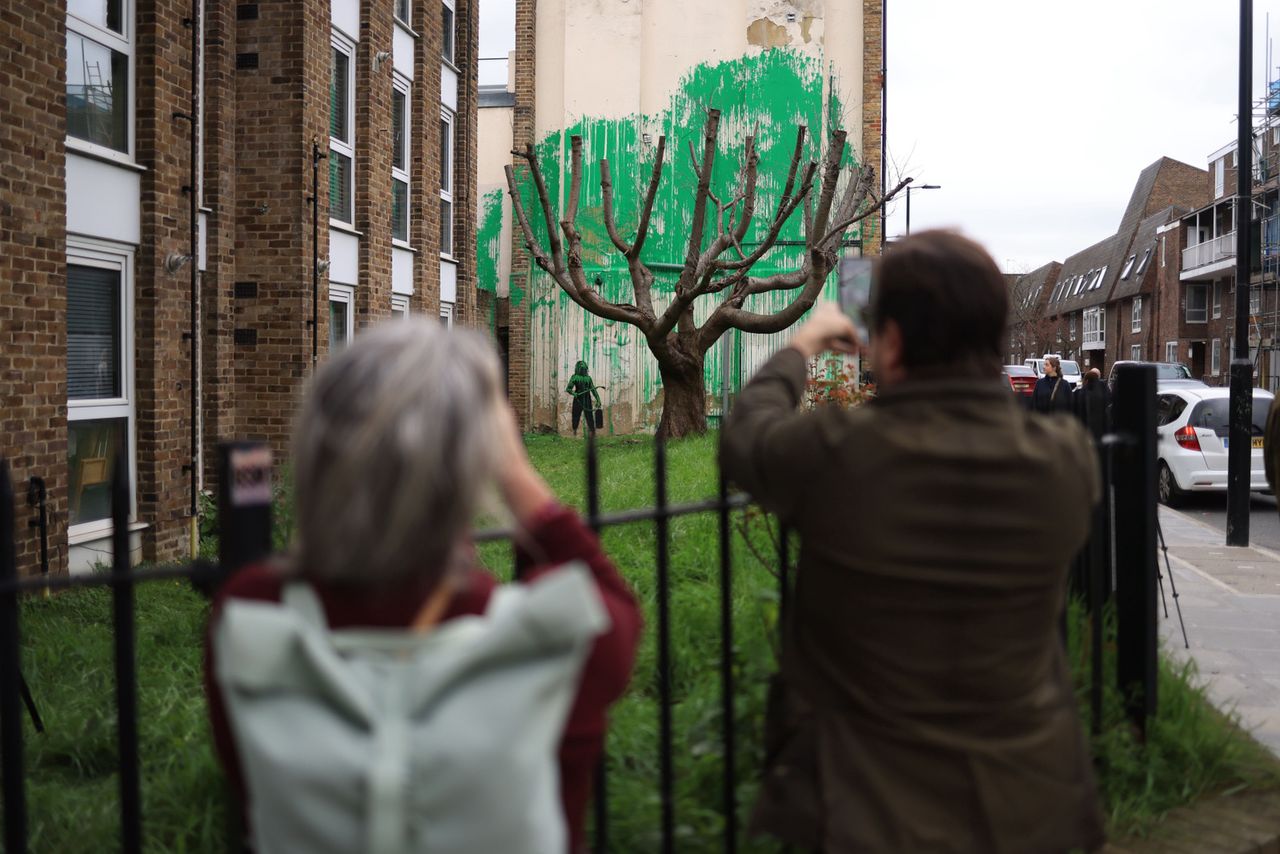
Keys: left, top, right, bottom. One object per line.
{"left": 905, "top": 183, "right": 942, "bottom": 236}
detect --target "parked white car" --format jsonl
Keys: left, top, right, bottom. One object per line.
{"left": 1024, "top": 355, "right": 1082, "bottom": 390}
{"left": 1155, "top": 385, "right": 1274, "bottom": 505}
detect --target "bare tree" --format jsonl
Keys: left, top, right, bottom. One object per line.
{"left": 505, "top": 109, "right": 909, "bottom": 438}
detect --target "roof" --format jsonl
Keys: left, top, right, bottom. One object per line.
{"left": 1046, "top": 158, "right": 1206, "bottom": 316}
{"left": 1009, "top": 261, "right": 1061, "bottom": 317}
{"left": 1046, "top": 232, "right": 1131, "bottom": 315}
{"left": 1110, "top": 205, "right": 1189, "bottom": 301}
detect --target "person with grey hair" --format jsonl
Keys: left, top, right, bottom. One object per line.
{"left": 204, "top": 319, "right": 642, "bottom": 853}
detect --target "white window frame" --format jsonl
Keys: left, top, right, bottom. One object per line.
{"left": 1082, "top": 306, "right": 1106, "bottom": 350}
{"left": 391, "top": 74, "right": 411, "bottom": 246}
{"left": 1131, "top": 344, "right": 1142, "bottom": 361}
{"left": 394, "top": 0, "right": 411, "bottom": 27}
{"left": 328, "top": 283, "right": 354, "bottom": 351}
{"left": 1211, "top": 338, "right": 1221, "bottom": 375}
{"left": 1250, "top": 286, "right": 1261, "bottom": 317}
{"left": 1069, "top": 312, "right": 1076, "bottom": 338}
{"left": 1216, "top": 158, "right": 1226, "bottom": 198}
{"left": 440, "top": 106, "right": 455, "bottom": 258}
{"left": 391, "top": 293, "right": 410, "bottom": 318}
{"left": 67, "top": 239, "right": 136, "bottom": 538}
{"left": 442, "top": 0, "right": 457, "bottom": 68}
{"left": 440, "top": 301, "right": 454, "bottom": 328}
{"left": 1135, "top": 248, "right": 1152, "bottom": 276}
{"left": 1213, "top": 282, "right": 1222, "bottom": 318}
{"left": 329, "top": 31, "right": 356, "bottom": 226}
{"left": 1119, "top": 254, "right": 1136, "bottom": 280}
{"left": 66, "top": 0, "right": 135, "bottom": 164}
{"left": 1131, "top": 297, "right": 1142, "bottom": 332}
{"left": 1186, "top": 283, "right": 1208, "bottom": 324}
{"left": 1166, "top": 341, "right": 1178, "bottom": 363}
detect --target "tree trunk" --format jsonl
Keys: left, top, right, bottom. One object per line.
{"left": 653, "top": 339, "right": 708, "bottom": 439}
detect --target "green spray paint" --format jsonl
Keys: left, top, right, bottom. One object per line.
{"left": 513, "top": 49, "right": 864, "bottom": 427}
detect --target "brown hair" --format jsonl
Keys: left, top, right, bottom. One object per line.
{"left": 871, "top": 230, "right": 1008, "bottom": 377}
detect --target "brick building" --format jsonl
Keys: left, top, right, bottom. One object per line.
{"left": 1008, "top": 157, "right": 1207, "bottom": 375}
{"left": 1, "top": 0, "right": 477, "bottom": 577}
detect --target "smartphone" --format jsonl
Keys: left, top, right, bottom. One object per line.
{"left": 837, "top": 257, "right": 873, "bottom": 342}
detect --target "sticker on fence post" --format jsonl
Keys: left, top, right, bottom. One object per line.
{"left": 229, "top": 446, "right": 272, "bottom": 508}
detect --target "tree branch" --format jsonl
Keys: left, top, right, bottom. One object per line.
{"left": 599, "top": 158, "right": 633, "bottom": 255}
{"left": 512, "top": 144, "right": 567, "bottom": 276}
{"left": 676, "top": 109, "right": 721, "bottom": 296}
{"left": 630, "top": 135, "right": 666, "bottom": 260}
{"left": 565, "top": 135, "right": 583, "bottom": 226}
{"left": 819, "top": 176, "right": 911, "bottom": 248}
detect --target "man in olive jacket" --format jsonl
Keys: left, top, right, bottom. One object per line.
{"left": 721, "top": 231, "right": 1105, "bottom": 853}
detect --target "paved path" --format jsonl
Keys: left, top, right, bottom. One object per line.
{"left": 1157, "top": 505, "right": 1280, "bottom": 756}
{"left": 1177, "top": 491, "right": 1280, "bottom": 554}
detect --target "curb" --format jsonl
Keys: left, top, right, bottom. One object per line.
{"left": 1159, "top": 505, "right": 1280, "bottom": 566}
{"left": 1104, "top": 788, "right": 1280, "bottom": 853}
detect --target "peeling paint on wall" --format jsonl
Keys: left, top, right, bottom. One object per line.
{"left": 515, "top": 49, "right": 862, "bottom": 433}
{"left": 746, "top": 18, "right": 792, "bottom": 48}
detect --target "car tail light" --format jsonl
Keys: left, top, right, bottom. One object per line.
{"left": 1174, "top": 425, "right": 1201, "bottom": 451}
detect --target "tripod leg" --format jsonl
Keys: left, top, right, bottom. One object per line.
{"left": 19, "top": 674, "right": 43, "bottom": 734}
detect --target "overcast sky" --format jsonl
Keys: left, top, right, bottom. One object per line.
{"left": 479, "top": 1, "right": 1280, "bottom": 272}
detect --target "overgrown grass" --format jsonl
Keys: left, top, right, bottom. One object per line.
{"left": 10, "top": 433, "right": 1279, "bottom": 850}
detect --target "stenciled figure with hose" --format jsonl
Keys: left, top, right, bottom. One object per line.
{"left": 565, "top": 360, "right": 604, "bottom": 437}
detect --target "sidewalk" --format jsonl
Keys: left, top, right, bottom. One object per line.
{"left": 1156, "top": 506, "right": 1280, "bottom": 756}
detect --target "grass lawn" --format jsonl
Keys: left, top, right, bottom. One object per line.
{"left": 10, "top": 432, "right": 1280, "bottom": 851}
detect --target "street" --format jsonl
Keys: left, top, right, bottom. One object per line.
{"left": 1173, "top": 493, "right": 1280, "bottom": 552}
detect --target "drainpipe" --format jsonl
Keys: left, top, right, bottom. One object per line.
{"left": 181, "top": 1, "right": 203, "bottom": 558}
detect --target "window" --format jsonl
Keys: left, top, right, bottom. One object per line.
{"left": 67, "top": 0, "right": 131, "bottom": 154}
{"left": 1216, "top": 158, "right": 1225, "bottom": 198}
{"left": 395, "top": 0, "right": 411, "bottom": 25}
{"left": 1120, "top": 255, "right": 1137, "bottom": 280}
{"left": 392, "top": 78, "right": 410, "bottom": 243}
{"left": 1251, "top": 286, "right": 1261, "bottom": 317}
{"left": 67, "top": 247, "right": 133, "bottom": 531}
{"left": 1069, "top": 312, "right": 1076, "bottom": 338}
{"left": 440, "top": 301, "right": 454, "bottom": 328}
{"left": 329, "top": 34, "right": 355, "bottom": 224}
{"left": 391, "top": 293, "right": 410, "bottom": 319}
{"left": 1213, "top": 282, "right": 1222, "bottom": 318}
{"left": 1070, "top": 275, "right": 1083, "bottom": 297}
{"left": 1166, "top": 341, "right": 1178, "bottom": 363}
{"left": 440, "top": 108, "right": 454, "bottom": 256}
{"left": 1135, "top": 248, "right": 1152, "bottom": 277}
{"left": 1132, "top": 297, "right": 1142, "bottom": 332}
{"left": 1212, "top": 338, "right": 1221, "bottom": 375}
{"left": 1131, "top": 344, "right": 1143, "bottom": 361}
{"left": 1082, "top": 307, "right": 1106, "bottom": 349}
{"left": 442, "top": 0, "right": 455, "bottom": 65}
{"left": 328, "top": 283, "right": 353, "bottom": 351}
{"left": 1091, "top": 266, "right": 1107, "bottom": 290}
{"left": 1186, "top": 283, "right": 1208, "bottom": 323}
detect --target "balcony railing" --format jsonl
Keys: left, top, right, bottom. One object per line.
{"left": 1182, "top": 231, "right": 1236, "bottom": 271}
{"left": 1264, "top": 215, "right": 1280, "bottom": 258}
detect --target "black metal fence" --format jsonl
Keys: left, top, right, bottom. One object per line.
{"left": 0, "top": 364, "right": 1165, "bottom": 853}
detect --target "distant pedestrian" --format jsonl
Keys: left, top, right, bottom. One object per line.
{"left": 1074, "top": 368, "right": 1111, "bottom": 438}
{"left": 1032, "top": 355, "right": 1074, "bottom": 415}
{"left": 565, "top": 360, "right": 603, "bottom": 436}
{"left": 722, "top": 230, "right": 1104, "bottom": 853}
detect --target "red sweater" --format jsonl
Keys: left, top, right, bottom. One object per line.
{"left": 203, "top": 503, "right": 642, "bottom": 852}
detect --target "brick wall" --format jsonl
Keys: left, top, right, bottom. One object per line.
{"left": 201, "top": 0, "right": 238, "bottom": 492}
{"left": 1151, "top": 159, "right": 1209, "bottom": 217}
{"left": 230, "top": 0, "right": 324, "bottom": 460}
{"left": 862, "top": 0, "right": 883, "bottom": 257}
{"left": 454, "top": 0, "right": 480, "bottom": 327}
{"left": 0, "top": 4, "right": 68, "bottom": 576}
{"left": 507, "top": 0, "right": 536, "bottom": 425}
{"left": 135, "top": 0, "right": 202, "bottom": 560}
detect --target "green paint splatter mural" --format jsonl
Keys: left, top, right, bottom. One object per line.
{"left": 508, "top": 48, "right": 867, "bottom": 433}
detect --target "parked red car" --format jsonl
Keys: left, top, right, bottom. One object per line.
{"left": 1002, "top": 365, "right": 1037, "bottom": 401}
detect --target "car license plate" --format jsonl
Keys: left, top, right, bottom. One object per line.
{"left": 1225, "top": 437, "right": 1268, "bottom": 449}
{"left": 1254, "top": 437, "right": 1265, "bottom": 450}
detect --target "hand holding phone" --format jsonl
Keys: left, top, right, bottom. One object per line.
{"left": 837, "top": 257, "right": 873, "bottom": 343}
